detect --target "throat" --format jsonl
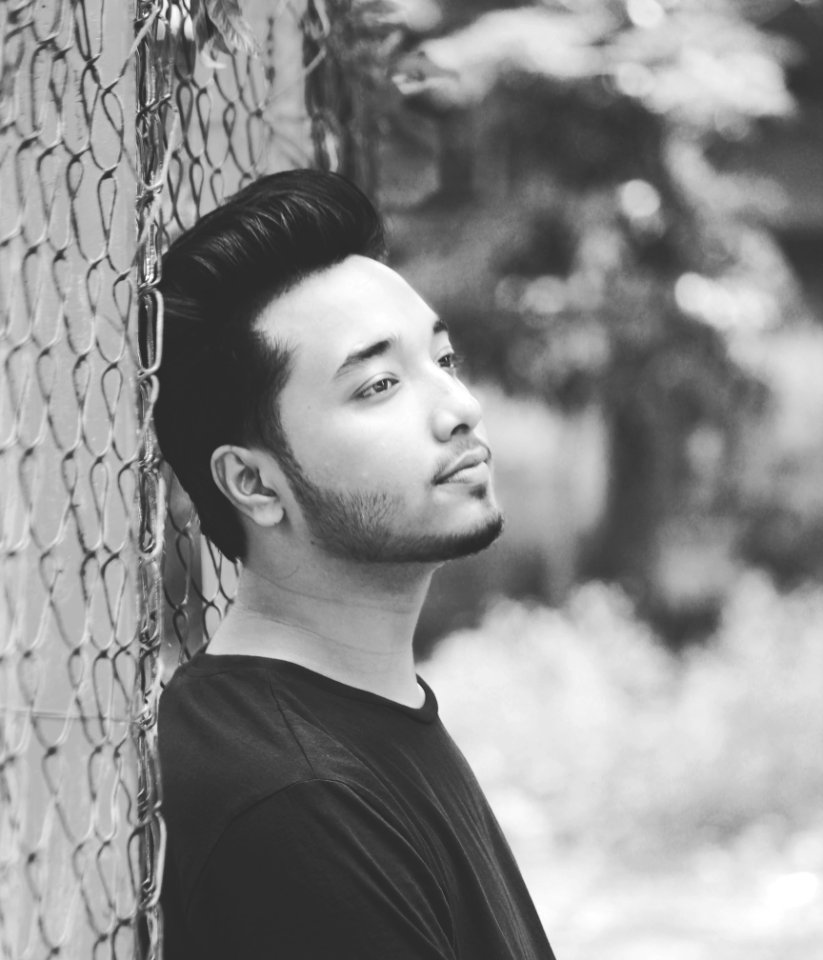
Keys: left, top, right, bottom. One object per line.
{"left": 206, "top": 573, "right": 427, "bottom": 707}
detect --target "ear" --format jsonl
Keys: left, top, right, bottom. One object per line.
{"left": 210, "top": 445, "right": 285, "bottom": 528}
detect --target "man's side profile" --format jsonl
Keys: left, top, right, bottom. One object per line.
{"left": 154, "top": 169, "right": 556, "bottom": 960}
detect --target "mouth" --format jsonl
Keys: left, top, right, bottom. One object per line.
{"left": 434, "top": 446, "right": 491, "bottom": 485}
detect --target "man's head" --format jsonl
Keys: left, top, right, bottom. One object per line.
{"left": 155, "top": 170, "right": 502, "bottom": 565}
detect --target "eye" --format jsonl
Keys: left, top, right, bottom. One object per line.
{"left": 438, "top": 350, "right": 461, "bottom": 375}
{"left": 357, "top": 376, "right": 398, "bottom": 399}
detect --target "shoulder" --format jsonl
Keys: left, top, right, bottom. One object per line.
{"left": 184, "top": 779, "right": 457, "bottom": 959}
{"left": 203, "top": 778, "right": 448, "bottom": 900}
{"left": 159, "top": 654, "right": 316, "bottom": 797}
{"left": 212, "top": 777, "right": 428, "bottom": 860}
{"left": 158, "top": 656, "right": 381, "bottom": 896}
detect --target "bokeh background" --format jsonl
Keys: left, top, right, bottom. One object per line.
{"left": 354, "top": 0, "right": 823, "bottom": 956}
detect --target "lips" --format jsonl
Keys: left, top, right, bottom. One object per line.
{"left": 435, "top": 447, "right": 491, "bottom": 484}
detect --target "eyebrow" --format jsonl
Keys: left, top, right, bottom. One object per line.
{"left": 334, "top": 317, "right": 449, "bottom": 379}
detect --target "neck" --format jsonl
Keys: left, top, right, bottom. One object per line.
{"left": 206, "top": 554, "right": 435, "bottom": 708}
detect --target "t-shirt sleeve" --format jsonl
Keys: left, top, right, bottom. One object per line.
{"left": 183, "top": 778, "right": 458, "bottom": 960}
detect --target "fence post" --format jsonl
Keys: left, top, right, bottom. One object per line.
{"left": 133, "top": 3, "right": 175, "bottom": 957}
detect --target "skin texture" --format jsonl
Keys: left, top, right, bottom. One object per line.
{"left": 207, "top": 255, "right": 503, "bottom": 706}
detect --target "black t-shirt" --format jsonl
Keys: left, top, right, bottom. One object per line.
{"left": 158, "top": 652, "right": 556, "bottom": 960}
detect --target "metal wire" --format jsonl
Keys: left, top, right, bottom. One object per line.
{"left": 1, "top": 0, "right": 367, "bottom": 956}
{"left": 1, "top": 3, "right": 143, "bottom": 957}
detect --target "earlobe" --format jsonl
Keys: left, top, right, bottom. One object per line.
{"left": 210, "top": 445, "right": 285, "bottom": 527}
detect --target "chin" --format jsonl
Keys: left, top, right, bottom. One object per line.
{"left": 391, "top": 507, "right": 505, "bottom": 564}
{"left": 296, "top": 480, "right": 504, "bottom": 564}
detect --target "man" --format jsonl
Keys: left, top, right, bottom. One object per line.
{"left": 155, "top": 169, "right": 556, "bottom": 960}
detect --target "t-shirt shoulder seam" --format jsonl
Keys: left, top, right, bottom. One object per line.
{"left": 184, "top": 777, "right": 380, "bottom": 917}
{"left": 266, "top": 669, "right": 321, "bottom": 779}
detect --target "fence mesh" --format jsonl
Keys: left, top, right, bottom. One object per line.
{"left": 1, "top": 1, "right": 371, "bottom": 956}
{"left": 1, "top": 3, "right": 142, "bottom": 957}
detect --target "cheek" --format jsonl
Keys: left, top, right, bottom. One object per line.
{"left": 322, "top": 429, "right": 426, "bottom": 490}
{"left": 283, "top": 391, "right": 431, "bottom": 486}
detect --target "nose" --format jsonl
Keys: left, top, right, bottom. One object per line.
{"left": 431, "top": 374, "right": 483, "bottom": 442}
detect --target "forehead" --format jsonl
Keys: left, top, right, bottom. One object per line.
{"left": 254, "top": 255, "right": 436, "bottom": 363}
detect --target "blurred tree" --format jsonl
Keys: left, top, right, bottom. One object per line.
{"left": 360, "top": 0, "right": 822, "bottom": 640}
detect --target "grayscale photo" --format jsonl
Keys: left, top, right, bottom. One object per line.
{"left": 1, "top": 1, "right": 822, "bottom": 958}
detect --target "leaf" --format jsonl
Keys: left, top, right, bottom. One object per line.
{"left": 205, "top": 0, "right": 257, "bottom": 54}
{"left": 189, "top": 0, "right": 257, "bottom": 66}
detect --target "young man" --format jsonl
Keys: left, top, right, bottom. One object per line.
{"left": 155, "top": 170, "right": 556, "bottom": 960}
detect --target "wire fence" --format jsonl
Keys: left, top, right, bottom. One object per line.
{"left": 1, "top": 1, "right": 371, "bottom": 956}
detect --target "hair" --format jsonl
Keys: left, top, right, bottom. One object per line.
{"left": 153, "top": 169, "right": 386, "bottom": 561}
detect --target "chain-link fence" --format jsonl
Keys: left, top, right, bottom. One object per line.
{"left": 1, "top": 2, "right": 371, "bottom": 956}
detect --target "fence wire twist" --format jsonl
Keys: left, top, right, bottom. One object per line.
{"left": 1, "top": 0, "right": 371, "bottom": 956}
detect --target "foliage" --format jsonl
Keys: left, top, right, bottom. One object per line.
{"left": 402, "top": 0, "right": 811, "bottom": 402}
{"left": 373, "top": 0, "right": 822, "bottom": 608}
{"left": 157, "top": 0, "right": 257, "bottom": 65}
{"left": 389, "top": 0, "right": 799, "bottom": 132}
{"left": 424, "top": 572, "right": 823, "bottom": 863}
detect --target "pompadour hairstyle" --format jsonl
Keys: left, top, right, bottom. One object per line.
{"left": 153, "top": 169, "right": 386, "bottom": 561}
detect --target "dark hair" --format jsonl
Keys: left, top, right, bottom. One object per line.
{"left": 153, "top": 169, "right": 386, "bottom": 561}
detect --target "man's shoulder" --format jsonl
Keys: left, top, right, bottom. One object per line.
{"left": 159, "top": 653, "right": 375, "bottom": 799}
{"left": 158, "top": 654, "right": 388, "bottom": 891}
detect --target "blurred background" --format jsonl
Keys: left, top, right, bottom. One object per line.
{"left": 350, "top": 0, "right": 823, "bottom": 956}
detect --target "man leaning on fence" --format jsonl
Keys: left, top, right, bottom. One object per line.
{"left": 154, "top": 169, "right": 556, "bottom": 960}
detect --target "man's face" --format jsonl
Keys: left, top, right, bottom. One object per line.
{"left": 256, "top": 255, "right": 503, "bottom": 563}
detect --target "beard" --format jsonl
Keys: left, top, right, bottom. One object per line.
{"left": 280, "top": 455, "right": 504, "bottom": 564}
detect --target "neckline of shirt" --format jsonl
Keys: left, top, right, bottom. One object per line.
{"left": 186, "top": 650, "right": 440, "bottom": 723}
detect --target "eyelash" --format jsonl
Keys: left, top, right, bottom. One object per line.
{"left": 357, "top": 351, "right": 461, "bottom": 399}
{"left": 439, "top": 350, "right": 462, "bottom": 373}
{"left": 358, "top": 377, "right": 397, "bottom": 399}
